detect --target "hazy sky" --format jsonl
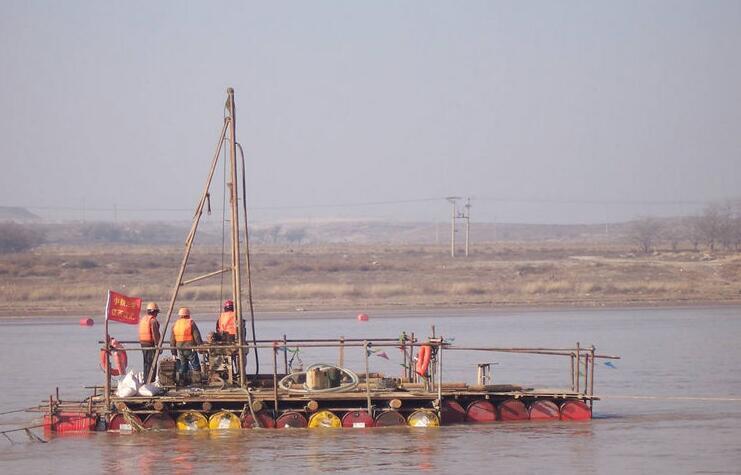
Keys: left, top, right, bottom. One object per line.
{"left": 1, "top": 1, "right": 740, "bottom": 224}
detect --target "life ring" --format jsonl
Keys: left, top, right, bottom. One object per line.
{"left": 100, "top": 338, "right": 128, "bottom": 376}
{"left": 415, "top": 344, "right": 432, "bottom": 377}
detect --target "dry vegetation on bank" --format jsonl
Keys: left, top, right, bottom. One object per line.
{"left": 1, "top": 241, "right": 740, "bottom": 316}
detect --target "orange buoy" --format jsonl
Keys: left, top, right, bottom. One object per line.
{"left": 357, "top": 313, "right": 369, "bottom": 321}
{"left": 560, "top": 400, "right": 592, "bottom": 420}
{"left": 498, "top": 398, "right": 529, "bottom": 421}
{"left": 415, "top": 344, "right": 432, "bottom": 377}
{"left": 465, "top": 400, "right": 496, "bottom": 423}
{"left": 100, "top": 339, "right": 127, "bottom": 376}
{"left": 79, "top": 318, "right": 94, "bottom": 326}
{"left": 529, "top": 400, "right": 560, "bottom": 420}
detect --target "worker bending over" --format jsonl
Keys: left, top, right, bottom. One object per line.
{"left": 139, "top": 302, "right": 161, "bottom": 382}
{"left": 171, "top": 307, "right": 203, "bottom": 386}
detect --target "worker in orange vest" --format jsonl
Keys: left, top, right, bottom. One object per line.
{"left": 139, "top": 302, "right": 162, "bottom": 382}
{"left": 216, "top": 299, "right": 237, "bottom": 343}
{"left": 170, "top": 307, "right": 204, "bottom": 386}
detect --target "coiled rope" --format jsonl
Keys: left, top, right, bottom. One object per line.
{"left": 278, "top": 363, "right": 360, "bottom": 394}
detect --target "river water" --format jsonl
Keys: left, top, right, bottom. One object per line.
{"left": 1, "top": 307, "right": 740, "bottom": 474}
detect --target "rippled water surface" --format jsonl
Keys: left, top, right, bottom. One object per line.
{"left": 1, "top": 307, "right": 740, "bottom": 473}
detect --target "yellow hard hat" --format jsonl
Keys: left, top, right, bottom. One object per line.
{"left": 178, "top": 307, "right": 191, "bottom": 317}
{"left": 146, "top": 302, "right": 159, "bottom": 312}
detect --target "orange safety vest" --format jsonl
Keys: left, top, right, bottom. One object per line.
{"left": 173, "top": 317, "right": 194, "bottom": 343}
{"left": 217, "top": 311, "right": 237, "bottom": 336}
{"left": 139, "top": 314, "right": 155, "bottom": 343}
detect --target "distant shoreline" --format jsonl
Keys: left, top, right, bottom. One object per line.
{"left": 2, "top": 300, "right": 739, "bottom": 321}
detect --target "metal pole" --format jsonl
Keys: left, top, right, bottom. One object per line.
{"left": 589, "top": 346, "right": 596, "bottom": 397}
{"left": 227, "top": 87, "right": 246, "bottom": 388}
{"left": 103, "top": 290, "right": 111, "bottom": 412}
{"left": 273, "top": 344, "right": 279, "bottom": 413}
{"left": 575, "top": 342, "right": 581, "bottom": 393}
{"left": 570, "top": 353, "right": 575, "bottom": 391}
{"left": 450, "top": 199, "right": 456, "bottom": 257}
{"left": 338, "top": 336, "right": 345, "bottom": 368}
{"left": 283, "top": 334, "right": 288, "bottom": 374}
{"left": 364, "top": 341, "right": 371, "bottom": 414}
{"left": 146, "top": 118, "right": 229, "bottom": 384}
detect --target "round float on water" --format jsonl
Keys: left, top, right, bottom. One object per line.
{"left": 374, "top": 410, "right": 406, "bottom": 427}
{"left": 143, "top": 413, "right": 176, "bottom": 430}
{"left": 498, "top": 398, "right": 529, "bottom": 421}
{"left": 176, "top": 411, "right": 209, "bottom": 431}
{"left": 529, "top": 400, "right": 560, "bottom": 420}
{"left": 108, "top": 413, "right": 142, "bottom": 432}
{"left": 465, "top": 400, "right": 496, "bottom": 423}
{"left": 341, "top": 410, "right": 374, "bottom": 428}
{"left": 440, "top": 400, "right": 466, "bottom": 425}
{"left": 560, "top": 400, "right": 591, "bottom": 421}
{"left": 79, "top": 318, "right": 94, "bottom": 327}
{"left": 407, "top": 410, "right": 440, "bottom": 427}
{"left": 208, "top": 411, "right": 241, "bottom": 430}
{"left": 357, "top": 313, "right": 369, "bottom": 321}
{"left": 275, "top": 411, "right": 308, "bottom": 428}
{"left": 242, "top": 411, "right": 276, "bottom": 429}
{"left": 308, "top": 410, "right": 341, "bottom": 428}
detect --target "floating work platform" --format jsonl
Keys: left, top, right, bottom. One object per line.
{"left": 40, "top": 334, "right": 617, "bottom": 432}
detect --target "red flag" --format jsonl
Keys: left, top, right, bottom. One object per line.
{"left": 105, "top": 290, "right": 141, "bottom": 325}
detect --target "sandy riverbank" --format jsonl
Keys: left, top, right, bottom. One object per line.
{"left": 1, "top": 242, "right": 740, "bottom": 318}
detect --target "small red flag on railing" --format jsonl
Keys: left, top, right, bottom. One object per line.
{"left": 105, "top": 290, "right": 141, "bottom": 325}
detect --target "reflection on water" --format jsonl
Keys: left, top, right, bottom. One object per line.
{"left": 2, "top": 307, "right": 741, "bottom": 473}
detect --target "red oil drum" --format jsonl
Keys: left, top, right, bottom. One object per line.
{"left": 560, "top": 400, "right": 592, "bottom": 420}
{"left": 143, "top": 413, "right": 176, "bottom": 430}
{"left": 108, "top": 413, "right": 143, "bottom": 431}
{"left": 342, "top": 410, "right": 375, "bottom": 428}
{"left": 465, "top": 400, "right": 497, "bottom": 423}
{"left": 275, "top": 411, "right": 307, "bottom": 428}
{"left": 357, "top": 313, "right": 369, "bottom": 321}
{"left": 242, "top": 411, "right": 276, "bottom": 429}
{"left": 529, "top": 400, "right": 560, "bottom": 420}
{"left": 374, "top": 410, "right": 406, "bottom": 427}
{"left": 440, "top": 400, "right": 466, "bottom": 425}
{"left": 79, "top": 318, "right": 94, "bottom": 326}
{"left": 43, "top": 412, "right": 96, "bottom": 432}
{"left": 498, "top": 399, "right": 529, "bottom": 421}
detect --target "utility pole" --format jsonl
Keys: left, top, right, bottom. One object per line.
{"left": 464, "top": 198, "right": 471, "bottom": 257}
{"left": 446, "top": 197, "right": 461, "bottom": 257}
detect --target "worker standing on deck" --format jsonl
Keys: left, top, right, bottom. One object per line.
{"left": 216, "top": 299, "right": 237, "bottom": 342}
{"left": 139, "top": 302, "right": 162, "bottom": 382}
{"left": 171, "top": 307, "right": 203, "bottom": 386}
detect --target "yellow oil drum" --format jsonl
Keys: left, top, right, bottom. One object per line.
{"left": 407, "top": 410, "right": 440, "bottom": 427}
{"left": 307, "top": 410, "right": 342, "bottom": 428}
{"left": 208, "top": 411, "right": 242, "bottom": 430}
{"left": 176, "top": 411, "right": 209, "bottom": 431}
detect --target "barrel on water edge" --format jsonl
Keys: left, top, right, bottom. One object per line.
{"left": 498, "top": 398, "right": 529, "bottom": 421}
{"left": 79, "top": 318, "right": 94, "bottom": 327}
{"left": 308, "top": 410, "right": 342, "bottom": 429}
{"left": 440, "top": 400, "right": 466, "bottom": 425}
{"left": 560, "top": 400, "right": 591, "bottom": 420}
{"left": 407, "top": 410, "right": 440, "bottom": 427}
{"left": 44, "top": 412, "right": 97, "bottom": 432}
{"left": 242, "top": 411, "right": 276, "bottom": 429}
{"left": 465, "top": 400, "right": 497, "bottom": 423}
{"left": 374, "top": 410, "right": 406, "bottom": 427}
{"left": 176, "top": 411, "right": 209, "bottom": 431}
{"left": 529, "top": 400, "right": 560, "bottom": 420}
{"left": 341, "top": 410, "right": 375, "bottom": 428}
{"left": 108, "top": 413, "right": 143, "bottom": 432}
{"left": 143, "top": 413, "right": 176, "bottom": 430}
{"left": 357, "top": 313, "right": 369, "bottom": 321}
{"left": 208, "top": 411, "right": 241, "bottom": 430}
{"left": 275, "top": 411, "right": 308, "bottom": 429}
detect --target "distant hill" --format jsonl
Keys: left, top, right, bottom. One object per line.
{"left": 0, "top": 206, "right": 41, "bottom": 223}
